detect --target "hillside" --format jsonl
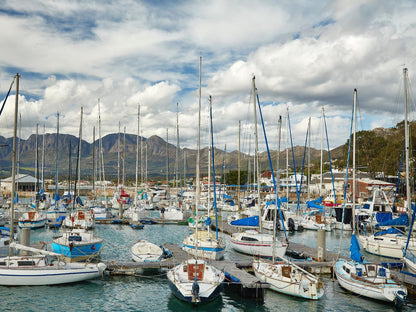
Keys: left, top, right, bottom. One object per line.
{"left": 0, "top": 120, "right": 411, "bottom": 181}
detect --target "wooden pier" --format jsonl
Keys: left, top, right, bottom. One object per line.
{"left": 213, "top": 218, "right": 338, "bottom": 273}
{"left": 105, "top": 243, "right": 269, "bottom": 300}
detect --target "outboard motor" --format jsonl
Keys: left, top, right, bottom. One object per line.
{"left": 192, "top": 277, "right": 200, "bottom": 303}
{"left": 394, "top": 290, "right": 407, "bottom": 308}
{"left": 288, "top": 218, "right": 295, "bottom": 232}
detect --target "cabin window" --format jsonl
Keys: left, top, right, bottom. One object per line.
{"left": 241, "top": 236, "right": 258, "bottom": 242}
{"left": 345, "top": 267, "right": 350, "bottom": 274}
{"left": 0, "top": 262, "right": 6, "bottom": 265}
{"left": 18, "top": 260, "right": 35, "bottom": 266}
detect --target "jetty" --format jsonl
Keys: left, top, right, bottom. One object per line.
{"left": 105, "top": 243, "right": 269, "bottom": 300}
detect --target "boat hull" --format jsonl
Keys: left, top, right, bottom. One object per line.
{"left": 0, "top": 262, "right": 105, "bottom": 286}
{"left": 334, "top": 259, "right": 406, "bottom": 303}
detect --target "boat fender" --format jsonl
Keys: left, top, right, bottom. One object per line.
{"left": 69, "top": 242, "right": 74, "bottom": 251}
{"left": 192, "top": 278, "right": 200, "bottom": 302}
{"left": 375, "top": 243, "right": 380, "bottom": 252}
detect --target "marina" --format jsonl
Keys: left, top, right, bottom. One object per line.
{"left": 0, "top": 214, "right": 411, "bottom": 311}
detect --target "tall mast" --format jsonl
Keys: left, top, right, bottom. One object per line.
{"left": 277, "top": 116, "right": 282, "bottom": 196}
{"left": 404, "top": 68, "right": 411, "bottom": 221}
{"left": 208, "top": 97, "right": 212, "bottom": 217}
{"left": 166, "top": 128, "right": 169, "bottom": 199}
{"left": 54, "top": 112, "right": 59, "bottom": 205}
{"left": 286, "top": 109, "right": 289, "bottom": 202}
{"left": 252, "top": 76, "right": 261, "bottom": 231}
{"left": 320, "top": 107, "right": 324, "bottom": 196}
{"left": 35, "top": 124, "right": 39, "bottom": 209}
{"left": 176, "top": 103, "right": 180, "bottom": 198}
{"left": 42, "top": 124, "right": 45, "bottom": 191}
{"left": 9, "top": 73, "right": 19, "bottom": 255}
{"left": 352, "top": 89, "right": 357, "bottom": 234}
{"left": 196, "top": 56, "right": 202, "bottom": 211}
{"left": 98, "top": 99, "right": 107, "bottom": 207}
{"left": 16, "top": 114, "right": 21, "bottom": 196}
{"left": 117, "top": 122, "right": 120, "bottom": 188}
{"left": 77, "top": 106, "right": 83, "bottom": 197}
{"left": 307, "top": 117, "right": 311, "bottom": 201}
{"left": 238, "top": 120, "right": 241, "bottom": 215}
{"left": 123, "top": 126, "right": 126, "bottom": 188}
{"left": 135, "top": 103, "right": 140, "bottom": 204}
{"left": 92, "top": 126, "right": 95, "bottom": 196}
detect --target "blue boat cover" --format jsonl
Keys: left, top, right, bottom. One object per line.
{"left": 375, "top": 212, "right": 392, "bottom": 223}
{"left": 306, "top": 196, "right": 324, "bottom": 209}
{"left": 376, "top": 214, "right": 408, "bottom": 228}
{"left": 350, "top": 234, "right": 363, "bottom": 263}
{"left": 374, "top": 228, "right": 403, "bottom": 236}
{"left": 230, "top": 216, "right": 259, "bottom": 227}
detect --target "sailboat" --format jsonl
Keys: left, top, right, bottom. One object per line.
{"left": 230, "top": 76, "right": 287, "bottom": 258}
{"left": 168, "top": 57, "right": 225, "bottom": 305}
{"left": 0, "top": 74, "right": 106, "bottom": 286}
{"left": 334, "top": 235, "right": 407, "bottom": 306}
{"left": 358, "top": 69, "right": 416, "bottom": 258}
{"left": 52, "top": 107, "right": 103, "bottom": 262}
{"left": 182, "top": 72, "right": 225, "bottom": 261}
{"left": 333, "top": 88, "right": 407, "bottom": 307}
{"left": 18, "top": 124, "right": 47, "bottom": 229}
{"left": 253, "top": 256, "right": 324, "bottom": 299}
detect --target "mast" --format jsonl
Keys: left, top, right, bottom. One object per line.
{"left": 286, "top": 109, "right": 289, "bottom": 204}
{"left": 196, "top": 56, "right": 202, "bottom": 212}
{"left": 166, "top": 128, "right": 169, "bottom": 201}
{"left": 98, "top": 99, "right": 107, "bottom": 207}
{"left": 123, "top": 126, "right": 126, "bottom": 188}
{"left": 35, "top": 124, "right": 39, "bottom": 209}
{"left": 77, "top": 107, "right": 83, "bottom": 198}
{"left": 9, "top": 73, "right": 19, "bottom": 255}
{"left": 352, "top": 89, "right": 357, "bottom": 234}
{"left": 238, "top": 120, "right": 241, "bottom": 215}
{"left": 176, "top": 103, "right": 180, "bottom": 205}
{"left": 42, "top": 124, "right": 45, "bottom": 191}
{"left": 54, "top": 112, "right": 59, "bottom": 205}
{"left": 135, "top": 104, "right": 140, "bottom": 204}
{"left": 252, "top": 76, "right": 262, "bottom": 231}
{"left": 16, "top": 114, "right": 21, "bottom": 201}
{"left": 208, "top": 98, "right": 211, "bottom": 218}
{"left": 277, "top": 116, "right": 282, "bottom": 197}
{"left": 307, "top": 117, "right": 311, "bottom": 201}
{"left": 92, "top": 126, "right": 95, "bottom": 197}
{"left": 404, "top": 68, "right": 412, "bottom": 221}
{"left": 320, "top": 107, "right": 324, "bottom": 196}
{"left": 117, "top": 121, "right": 120, "bottom": 188}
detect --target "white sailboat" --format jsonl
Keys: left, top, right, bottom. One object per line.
{"left": 334, "top": 235, "right": 407, "bottom": 306}
{"left": 334, "top": 88, "right": 407, "bottom": 307}
{"left": 229, "top": 76, "right": 287, "bottom": 258}
{"left": 182, "top": 67, "right": 225, "bottom": 261}
{"left": 358, "top": 69, "right": 416, "bottom": 258}
{"left": 0, "top": 74, "right": 106, "bottom": 286}
{"left": 253, "top": 256, "right": 324, "bottom": 300}
{"left": 131, "top": 239, "right": 164, "bottom": 263}
{"left": 168, "top": 57, "right": 225, "bottom": 305}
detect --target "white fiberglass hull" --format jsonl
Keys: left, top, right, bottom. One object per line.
{"left": 0, "top": 256, "right": 106, "bottom": 286}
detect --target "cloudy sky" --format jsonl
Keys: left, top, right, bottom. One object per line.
{"left": 0, "top": 0, "right": 415, "bottom": 154}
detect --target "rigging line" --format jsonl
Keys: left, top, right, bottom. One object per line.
{"left": 0, "top": 76, "right": 15, "bottom": 117}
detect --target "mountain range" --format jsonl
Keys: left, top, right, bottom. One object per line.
{"left": 0, "top": 132, "right": 334, "bottom": 181}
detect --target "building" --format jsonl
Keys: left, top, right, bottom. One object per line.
{"left": 1, "top": 174, "right": 42, "bottom": 193}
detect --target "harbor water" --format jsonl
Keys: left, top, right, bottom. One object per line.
{"left": 2, "top": 220, "right": 416, "bottom": 311}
